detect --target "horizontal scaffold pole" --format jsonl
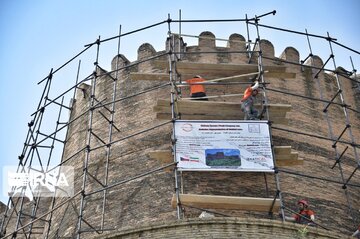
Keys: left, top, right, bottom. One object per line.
{"left": 2, "top": 191, "right": 82, "bottom": 239}
{"left": 272, "top": 126, "right": 359, "bottom": 148}
{"left": 86, "top": 162, "right": 177, "bottom": 197}
{"left": 248, "top": 22, "right": 337, "bottom": 41}
{"left": 277, "top": 168, "right": 360, "bottom": 188}
{"left": 85, "top": 20, "right": 168, "bottom": 47}
{"left": 38, "top": 45, "right": 93, "bottom": 85}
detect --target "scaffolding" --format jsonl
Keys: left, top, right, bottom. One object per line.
{"left": 0, "top": 10, "right": 359, "bottom": 239}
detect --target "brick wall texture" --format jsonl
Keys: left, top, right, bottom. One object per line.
{"left": 97, "top": 218, "right": 352, "bottom": 239}
{"left": 4, "top": 31, "right": 359, "bottom": 238}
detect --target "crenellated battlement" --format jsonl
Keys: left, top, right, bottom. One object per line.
{"left": 2, "top": 20, "right": 359, "bottom": 239}
{"left": 70, "top": 30, "right": 357, "bottom": 239}
{"left": 109, "top": 31, "right": 330, "bottom": 72}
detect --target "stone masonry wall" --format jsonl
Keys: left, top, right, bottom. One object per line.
{"left": 98, "top": 218, "right": 352, "bottom": 239}
{"left": 43, "top": 31, "right": 360, "bottom": 238}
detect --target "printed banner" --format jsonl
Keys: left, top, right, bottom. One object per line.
{"left": 175, "top": 120, "right": 274, "bottom": 172}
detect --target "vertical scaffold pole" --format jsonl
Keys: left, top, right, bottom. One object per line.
{"left": 327, "top": 32, "right": 359, "bottom": 167}
{"left": 44, "top": 60, "right": 81, "bottom": 239}
{"left": 252, "top": 15, "right": 285, "bottom": 221}
{"left": 245, "top": 14, "right": 252, "bottom": 60}
{"left": 45, "top": 60, "right": 81, "bottom": 239}
{"left": 326, "top": 34, "right": 358, "bottom": 223}
{"left": 177, "top": 9, "right": 183, "bottom": 100}
{"left": 76, "top": 36, "right": 101, "bottom": 239}
{"left": 349, "top": 56, "right": 359, "bottom": 90}
{"left": 0, "top": 71, "right": 51, "bottom": 237}
{"left": 178, "top": 9, "right": 182, "bottom": 62}
{"left": 307, "top": 32, "right": 356, "bottom": 225}
{"left": 12, "top": 68, "right": 54, "bottom": 238}
{"left": 100, "top": 25, "right": 122, "bottom": 231}
{"left": 167, "top": 14, "right": 182, "bottom": 219}
{"left": 28, "top": 96, "right": 66, "bottom": 238}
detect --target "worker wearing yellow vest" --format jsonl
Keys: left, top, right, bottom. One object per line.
{"left": 186, "top": 75, "right": 208, "bottom": 101}
{"left": 241, "top": 81, "right": 259, "bottom": 120}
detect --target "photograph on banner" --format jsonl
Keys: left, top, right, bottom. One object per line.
{"left": 174, "top": 120, "right": 274, "bottom": 172}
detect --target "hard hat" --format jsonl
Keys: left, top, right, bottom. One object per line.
{"left": 298, "top": 199, "right": 309, "bottom": 207}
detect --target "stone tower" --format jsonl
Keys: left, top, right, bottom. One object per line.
{"left": 1, "top": 26, "right": 359, "bottom": 239}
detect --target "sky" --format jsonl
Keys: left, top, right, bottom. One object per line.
{"left": 0, "top": 0, "right": 359, "bottom": 204}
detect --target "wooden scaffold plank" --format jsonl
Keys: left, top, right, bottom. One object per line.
{"left": 171, "top": 194, "right": 280, "bottom": 212}
{"left": 153, "top": 99, "right": 291, "bottom": 125}
{"left": 153, "top": 61, "right": 295, "bottom": 79}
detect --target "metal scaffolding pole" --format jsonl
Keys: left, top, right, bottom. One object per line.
{"left": 28, "top": 96, "right": 67, "bottom": 238}
{"left": 11, "top": 68, "right": 56, "bottom": 238}
{"left": 167, "top": 14, "right": 182, "bottom": 220}
{"left": 99, "top": 25, "right": 122, "bottom": 232}
{"left": 326, "top": 32, "right": 360, "bottom": 190}
{"left": 2, "top": 11, "right": 360, "bottom": 238}
{"left": 44, "top": 60, "right": 82, "bottom": 239}
{"left": 304, "top": 30, "right": 356, "bottom": 225}
{"left": 350, "top": 56, "right": 360, "bottom": 89}
{"left": 251, "top": 13, "right": 285, "bottom": 221}
{"left": 76, "top": 36, "right": 101, "bottom": 239}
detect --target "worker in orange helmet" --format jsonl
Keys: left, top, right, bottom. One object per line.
{"left": 283, "top": 199, "right": 315, "bottom": 225}
{"left": 185, "top": 75, "right": 208, "bottom": 101}
{"left": 241, "top": 81, "right": 259, "bottom": 120}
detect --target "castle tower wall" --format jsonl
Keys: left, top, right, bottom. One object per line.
{"left": 42, "top": 32, "right": 360, "bottom": 238}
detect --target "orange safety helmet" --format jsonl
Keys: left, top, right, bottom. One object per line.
{"left": 298, "top": 199, "right": 309, "bottom": 207}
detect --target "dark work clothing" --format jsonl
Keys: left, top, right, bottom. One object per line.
{"left": 241, "top": 95, "right": 258, "bottom": 120}
{"left": 191, "top": 92, "right": 208, "bottom": 101}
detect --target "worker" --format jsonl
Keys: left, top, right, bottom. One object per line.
{"left": 283, "top": 199, "right": 315, "bottom": 225}
{"left": 0, "top": 228, "right": 6, "bottom": 238}
{"left": 241, "top": 81, "right": 259, "bottom": 120}
{"left": 185, "top": 75, "right": 208, "bottom": 101}
{"left": 352, "top": 224, "right": 360, "bottom": 237}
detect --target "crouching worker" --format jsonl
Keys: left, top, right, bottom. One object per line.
{"left": 282, "top": 199, "right": 315, "bottom": 226}
{"left": 186, "top": 75, "right": 208, "bottom": 101}
{"left": 241, "top": 81, "right": 259, "bottom": 120}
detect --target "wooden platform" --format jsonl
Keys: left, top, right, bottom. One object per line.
{"left": 148, "top": 146, "right": 303, "bottom": 168}
{"left": 151, "top": 61, "right": 296, "bottom": 79}
{"left": 274, "top": 146, "right": 303, "bottom": 166}
{"left": 171, "top": 194, "right": 280, "bottom": 212}
{"left": 153, "top": 99, "right": 291, "bottom": 125}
